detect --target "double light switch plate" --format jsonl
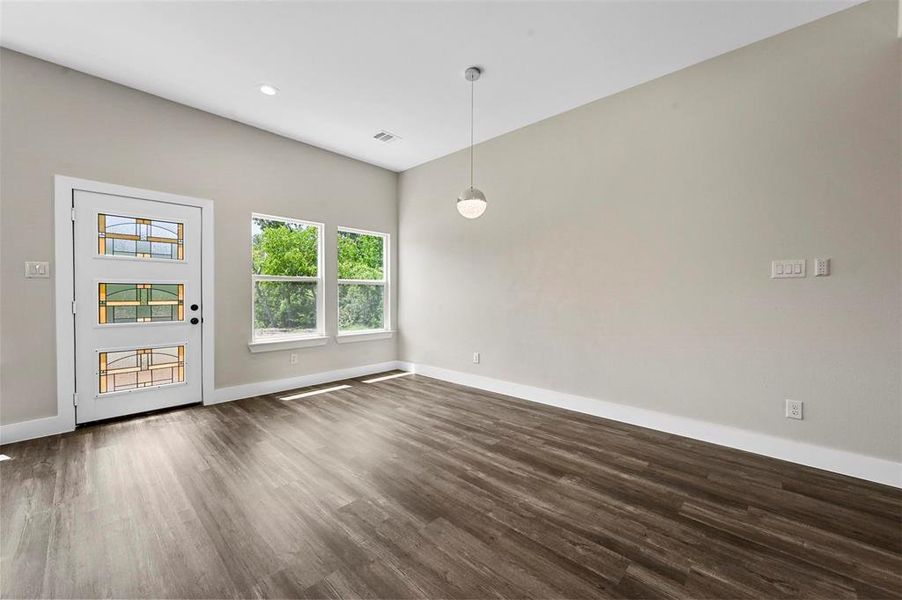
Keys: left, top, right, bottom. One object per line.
{"left": 25, "top": 261, "right": 50, "bottom": 278}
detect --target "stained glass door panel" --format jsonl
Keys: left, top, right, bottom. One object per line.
{"left": 98, "top": 283, "right": 184, "bottom": 324}
{"left": 98, "top": 213, "right": 184, "bottom": 260}
{"left": 98, "top": 346, "right": 186, "bottom": 394}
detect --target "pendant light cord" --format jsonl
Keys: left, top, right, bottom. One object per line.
{"left": 470, "top": 80, "right": 476, "bottom": 188}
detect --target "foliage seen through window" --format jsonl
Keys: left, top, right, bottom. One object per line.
{"left": 338, "top": 230, "right": 387, "bottom": 332}
{"left": 252, "top": 217, "right": 320, "bottom": 340}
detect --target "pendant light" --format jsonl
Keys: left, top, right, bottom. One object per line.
{"left": 457, "top": 66, "right": 487, "bottom": 219}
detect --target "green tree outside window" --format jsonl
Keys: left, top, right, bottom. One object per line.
{"left": 252, "top": 217, "right": 320, "bottom": 339}
{"left": 338, "top": 230, "right": 387, "bottom": 332}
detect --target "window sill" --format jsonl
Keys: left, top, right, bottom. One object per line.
{"left": 335, "top": 330, "right": 395, "bottom": 344}
{"left": 248, "top": 335, "right": 329, "bottom": 353}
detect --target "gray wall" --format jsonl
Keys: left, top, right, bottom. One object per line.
{"left": 1, "top": 49, "right": 398, "bottom": 425}
{"left": 399, "top": 0, "right": 901, "bottom": 461}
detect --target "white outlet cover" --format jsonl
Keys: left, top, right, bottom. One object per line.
{"left": 785, "top": 399, "right": 803, "bottom": 420}
{"left": 815, "top": 257, "right": 830, "bottom": 277}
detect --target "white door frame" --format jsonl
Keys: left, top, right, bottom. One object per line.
{"left": 54, "top": 175, "right": 215, "bottom": 429}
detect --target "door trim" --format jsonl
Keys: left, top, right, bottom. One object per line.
{"left": 54, "top": 176, "right": 215, "bottom": 429}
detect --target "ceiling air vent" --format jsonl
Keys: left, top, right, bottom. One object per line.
{"left": 373, "top": 130, "right": 401, "bottom": 143}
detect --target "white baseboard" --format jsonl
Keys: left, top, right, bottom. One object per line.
{"left": 410, "top": 363, "right": 902, "bottom": 489}
{"left": 1, "top": 361, "right": 406, "bottom": 445}
{"left": 209, "top": 360, "right": 406, "bottom": 405}
{"left": 0, "top": 414, "right": 74, "bottom": 446}
{"left": 6, "top": 359, "right": 898, "bottom": 489}
{"left": 396, "top": 361, "right": 416, "bottom": 373}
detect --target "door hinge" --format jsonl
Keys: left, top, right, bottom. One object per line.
{"left": 71, "top": 207, "right": 76, "bottom": 222}
{"left": 71, "top": 300, "right": 76, "bottom": 314}
{"left": 72, "top": 392, "right": 78, "bottom": 407}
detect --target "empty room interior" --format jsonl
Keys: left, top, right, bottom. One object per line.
{"left": 1, "top": 1, "right": 901, "bottom": 598}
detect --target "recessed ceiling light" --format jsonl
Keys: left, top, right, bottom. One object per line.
{"left": 258, "top": 84, "right": 278, "bottom": 96}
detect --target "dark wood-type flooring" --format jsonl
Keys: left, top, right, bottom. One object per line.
{"left": 2, "top": 372, "right": 900, "bottom": 599}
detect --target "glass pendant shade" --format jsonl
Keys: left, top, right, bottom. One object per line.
{"left": 457, "top": 186, "right": 487, "bottom": 219}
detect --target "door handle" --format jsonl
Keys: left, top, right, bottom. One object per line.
{"left": 190, "top": 317, "right": 200, "bottom": 325}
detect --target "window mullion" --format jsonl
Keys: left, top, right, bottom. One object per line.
{"left": 337, "top": 279, "right": 385, "bottom": 286}
{"left": 253, "top": 274, "right": 319, "bottom": 282}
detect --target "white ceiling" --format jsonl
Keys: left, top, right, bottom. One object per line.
{"left": 1, "top": 1, "right": 859, "bottom": 172}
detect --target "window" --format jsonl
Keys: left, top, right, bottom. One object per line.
{"left": 337, "top": 228, "right": 389, "bottom": 334}
{"left": 251, "top": 214, "right": 323, "bottom": 344}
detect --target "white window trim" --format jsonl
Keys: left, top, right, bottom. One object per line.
{"left": 249, "top": 213, "right": 325, "bottom": 352}
{"left": 335, "top": 330, "right": 394, "bottom": 344}
{"left": 336, "top": 226, "right": 391, "bottom": 340}
{"left": 248, "top": 335, "right": 329, "bottom": 353}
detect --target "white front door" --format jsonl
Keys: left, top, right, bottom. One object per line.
{"left": 73, "top": 190, "right": 203, "bottom": 423}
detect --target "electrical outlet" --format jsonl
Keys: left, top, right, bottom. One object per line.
{"left": 815, "top": 258, "right": 830, "bottom": 277}
{"left": 289, "top": 353, "right": 299, "bottom": 365}
{"left": 785, "top": 399, "right": 803, "bottom": 420}
{"left": 472, "top": 352, "right": 480, "bottom": 364}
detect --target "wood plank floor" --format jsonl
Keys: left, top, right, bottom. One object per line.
{"left": 2, "top": 372, "right": 900, "bottom": 599}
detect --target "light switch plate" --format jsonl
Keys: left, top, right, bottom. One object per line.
{"left": 25, "top": 261, "right": 50, "bottom": 278}
{"left": 771, "top": 259, "right": 805, "bottom": 279}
